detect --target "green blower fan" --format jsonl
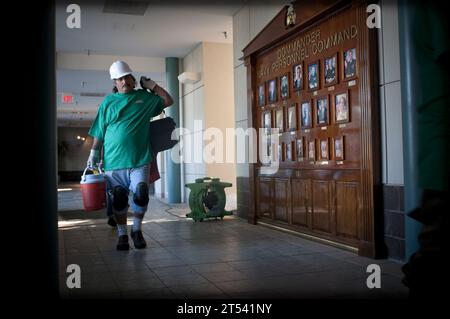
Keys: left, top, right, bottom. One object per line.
{"left": 185, "top": 177, "right": 233, "bottom": 222}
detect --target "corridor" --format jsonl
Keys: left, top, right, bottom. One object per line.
{"left": 58, "top": 184, "right": 407, "bottom": 299}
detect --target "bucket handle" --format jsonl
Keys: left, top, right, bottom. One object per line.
{"left": 81, "top": 165, "right": 104, "bottom": 182}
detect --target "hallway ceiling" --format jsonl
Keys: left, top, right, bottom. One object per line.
{"left": 56, "top": 1, "right": 242, "bottom": 127}
{"left": 56, "top": 1, "right": 239, "bottom": 58}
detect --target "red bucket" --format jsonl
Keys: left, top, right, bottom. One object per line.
{"left": 80, "top": 167, "right": 106, "bottom": 211}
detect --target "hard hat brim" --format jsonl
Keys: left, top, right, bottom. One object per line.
{"left": 111, "top": 71, "right": 132, "bottom": 80}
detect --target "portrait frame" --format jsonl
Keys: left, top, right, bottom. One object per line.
{"left": 272, "top": 143, "right": 279, "bottom": 163}
{"left": 286, "top": 141, "right": 293, "bottom": 161}
{"left": 307, "top": 60, "right": 320, "bottom": 91}
{"left": 292, "top": 63, "right": 303, "bottom": 91}
{"left": 308, "top": 140, "right": 316, "bottom": 161}
{"left": 300, "top": 100, "right": 312, "bottom": 129}
{"left": 324, "top": 53, "right": 338, "bottom": 87}
{"left": 275, "top": 108, "right": 284, "bottom": 132}
{"left": 261, "top": 110, "right": 272, "bottom": 129}
{"left": 280, "top": 74, "right": 290, "bottom": 100}
{"left": 333, "top": 136, "right": 345, "bottom": 160}
{"left": 259, "top": 129, "right": 271, "bottom": 165}
{"left": 278, "top": 143, "right": 284, "bottom": 162}
{"left": 287, "top": 104, "right": 297, "bottom": 131}
{"left": 320, "top": 139, "right": 329, "bottom": 160}
{"left": 334, "top": 91, "right": 350, "bottom": 124}
{"left": 267, "top": 78, "right": 278, "bottom": 103}
{"left": 296, "top": 137, "right": 304, "bottom": 160}
{"left": 343, "top": 48, "right": 357, "bottom": 80}
{"left": 257, "top": 83, "right": 266, "bottom": 107}
{"left": 316, "top": 95, "right": 329, "bottom": 127}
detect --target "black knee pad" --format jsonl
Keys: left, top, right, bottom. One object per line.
{"left": 133, "top": 182, "right": 149, "bottom": 207}
{"left": 112, "top": 186, "right": 128, "bottom": 211}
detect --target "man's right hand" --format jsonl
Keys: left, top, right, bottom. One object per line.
{"left": 87, "top": 149, "right": 100, "bottom": 169}
{"left": 140, "top": 76, "right": 157, "bottom": 91}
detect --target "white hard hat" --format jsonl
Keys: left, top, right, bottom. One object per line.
{"left": 109, "top": 60, "right": 133, "bottom": 80}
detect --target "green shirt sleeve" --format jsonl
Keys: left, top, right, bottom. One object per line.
{"left": 142, "top": 89, "right": 165, "bottom": 117}
{"left": 88, "top": 100, "right": 108, "bottom": 141}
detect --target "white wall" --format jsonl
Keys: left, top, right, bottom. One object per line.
{"left": 232, "top": 2, "right": 288, "bottom": 179}
{"left": 378, "top": 0, "right": 404, "bottom": 185}
{"left": 181, "top": 44, "right": 206, "bottom": 201}
{"left": 57, "top": 53, "right": 165, "bottom": 73}
{"left": 203, "top": 42, "right": 236, "bottom": 210}
{"left": 180, "top": 42, "right": 237, "bottom": 210}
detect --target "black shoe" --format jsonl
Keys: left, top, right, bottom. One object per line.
{"left": 130, "top": 230, "right": 147, "bottom": 249}
{"left": 116, "top": 235, "right": 129, "bottom": 251}
{"left": 107, "top": 216, "right": 117, "bottom": 227}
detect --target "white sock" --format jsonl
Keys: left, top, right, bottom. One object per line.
{"left": 132, "top": 215, "right": 143, "bottom": 232}
{"left": 117, "top": 224, "right": 127, "bottom": 236}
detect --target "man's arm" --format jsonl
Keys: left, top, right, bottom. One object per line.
{"left": 152, "top": 84, "right": 174, "bottom": 108}
{"left": 140, "top": 76, "right": 173, "bottom": 108}
{"left": 91, "top": 137, "right": 103, "bottom": 151}
{"left": 87, "top": 137, "right": 103, "bottom": 168}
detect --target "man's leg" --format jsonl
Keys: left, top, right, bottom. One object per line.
{"left": 105, "top": 170, "right": 131, "bottom": 250}
{"left": 111, "top": 185, "right": 129, "bottom": 250}
{"left": 105, "top": 183, "right": 117, "bottom": 227}
{"left": 129, "top": 165, "right": 150, "bottom": 249}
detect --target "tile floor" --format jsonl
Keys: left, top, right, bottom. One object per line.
{"left": 58, "top": 183, "right": 408, "bottom": 299}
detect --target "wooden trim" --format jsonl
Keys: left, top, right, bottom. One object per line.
{"left": 243, "top": 0, "right": 351, "bottom": 59}
{"left": 246, "top": 56, "right": 257, "bottom": 225}
{"left": 355, "top": 2, "right": 381, "bottom": 258}
{"left": 258, "top": 220, "right": 359, "bottom": 253}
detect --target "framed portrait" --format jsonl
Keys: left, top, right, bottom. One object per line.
{"left": 334, "top": 91, "right": 350, "bottom": 123}
{"left": 307, "top": 61, "right": 320, "bottom": 91}
{"left": 278, "top": 143, "right": 284, "bottom": 162}
{"left": 276, "top": 108, "right": 284, "bottom": 132}
{"left": 280, "top": 74, "right": 289, "bottom": 99}
{"left": 343, "top": 48, "right": 357, "bottom": 79}
{"left": 300, "top": 101, "right": 312, "bottom": 129}
{"left": 334, "top": 136, "right": 345, "bottom": 160}
{"left": 272, "top": 143, "right": 278, "bottom": 162}
{"left": 261, "top": 111, "right": 272, "bottom": 129}
{"left": 308, "top": 140, "right": 316, "bottom": 161}
{"left": 258, "top": 83, "right": 265, "bottom": 106}
{"left": 324, "top": 53, "right": 338, "bottom": 86}
{"left": 262, "top": 134, "right": 271, "bottom": 163}
{"left": 316, "top": 96, "right": 329, "bottom": 126}
{"left": 292, "top": 63, "right": 303, "bottom": 91}
{"left": 268, "top": 79, "right": 277, "bottom": 103}
{"left": 286, "top": 141, "right": 293, "bottom": 161}
{"left": 287, "top": 104, "right": 297, "bottom": 131}
{"left": 296, "top": 138, "right": 303, "bottom": 160}
{"left": 320, "top": 139, "right": 329, "bottom": 160}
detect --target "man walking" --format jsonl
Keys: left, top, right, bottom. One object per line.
{"left": 87, "top": 60, "right": 173, "bottom": 250}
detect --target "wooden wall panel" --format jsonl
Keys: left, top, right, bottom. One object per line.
{"left": 291, "top": 179, "right": 310, "bottom": 227}
{"left": 245, "top": 0, "right": 381, "bottom": 257}
{"left": 335, "top": 181, "right": 359, "bottom": 239}
{"left": 256, "top": 177, "right": 273, "bottom": 219}
{"left": 312, "top": 180, "right": 332, "bottom": 233}
{"left": 275, "top": 178, "right": 290, "bottom": 222}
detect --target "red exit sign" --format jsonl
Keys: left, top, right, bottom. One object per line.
{"left": 61, "top": 94, "right": 74, "bottom": 104}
